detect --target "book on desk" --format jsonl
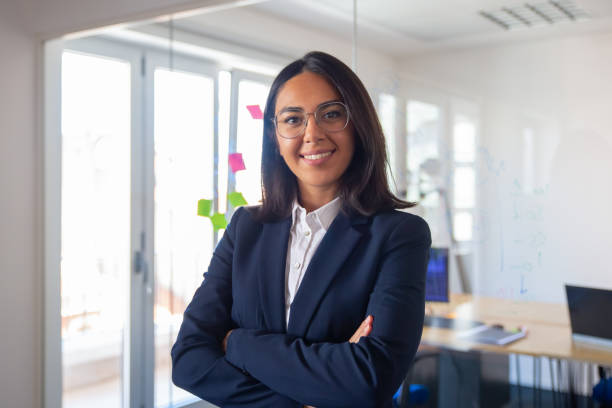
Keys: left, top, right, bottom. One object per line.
{"left": 457, "top": 325, "right": 527, "bottom": 346}
{"left": 423, "top": 315, "right": 527, "bottom": 346}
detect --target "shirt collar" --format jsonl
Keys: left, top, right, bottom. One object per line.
{"left": 291, "top": 196, "right": 342, "bottom": 231}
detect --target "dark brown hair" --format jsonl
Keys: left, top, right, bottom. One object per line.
{"left": 254, "top": 51, "right": 414, "bottom": 222}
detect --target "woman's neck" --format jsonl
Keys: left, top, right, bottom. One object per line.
{"left": 297, "top": 184, "right": 338, "bottom": 213}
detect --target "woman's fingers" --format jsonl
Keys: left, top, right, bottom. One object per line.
{"left": 349, "top": 319, "right": 365, "bottom": 343}
{"left": 361, "top": 317, "right": 372, "bottom": 337}
{"left": 222, "top": 329, "right": 233, "bottom": 353}
{"left": 349, "top": 315, "right": 373, "bottom": 343}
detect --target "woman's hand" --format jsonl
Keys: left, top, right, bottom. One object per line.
{"left": 222, "top": 329, "right": 234, "bottom": 353}
{"left": 349, "top": 315, "right": 373, "bottom": 343}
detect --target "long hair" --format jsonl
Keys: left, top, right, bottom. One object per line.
{"left": 254, "top": 51, "right": 414, "bottom": 222}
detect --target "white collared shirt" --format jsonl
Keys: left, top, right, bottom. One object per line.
{"left": 285, "top": 197, "right": 342, "bottom": 327}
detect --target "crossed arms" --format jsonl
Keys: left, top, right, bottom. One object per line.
{"left": 171, "top": 208, "right": 431, "bottom": 407}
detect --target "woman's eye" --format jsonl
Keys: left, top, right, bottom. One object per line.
{"left": 323, "top": 110, "right": 341, "bottom": 120}
{"left": 283, "top": 115, "right": 303, "bottom": 126}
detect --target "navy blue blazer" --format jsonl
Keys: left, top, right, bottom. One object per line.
{"left": 171, "top": 205, "right": 431, "bottom": 408}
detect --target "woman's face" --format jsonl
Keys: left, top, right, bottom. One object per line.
{"left": 274, "top": 71, "right": 355, "bottom": 197}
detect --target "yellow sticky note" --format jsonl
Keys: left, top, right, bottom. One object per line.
{"left": 228, "top": 192, "right": 248, "bottom": 208}
{"left": 197, "top": 199, "right": 212, "bottom": 217}
{"left": 210, "top": 212, "right": 228, "bottom": 231}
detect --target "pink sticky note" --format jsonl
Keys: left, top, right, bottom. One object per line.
{"left": 246, "top": 105, "right": 263, "bottom": 119}
{"left": 229, "top": 153, "right": 246, "bottom": 173}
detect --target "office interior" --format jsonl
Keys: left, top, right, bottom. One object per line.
{"left": 2, "top": 0, "right": 612, "bottom": 407}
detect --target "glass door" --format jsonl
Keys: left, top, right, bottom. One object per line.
{"left": 145, "top": 53, "right": 218, "bottom": 408}
{"left": 60, "top": 44, "right": 135, "bottom": 408}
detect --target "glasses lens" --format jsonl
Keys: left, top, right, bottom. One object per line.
{"left": 276, "top": 110, "right": 305, "bottom": 139}
{"left": 316, "top": 103, "right": 348, "bottom": 132}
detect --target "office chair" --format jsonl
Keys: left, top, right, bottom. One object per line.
{"left": 394, "top": 351, "right": 440, "bottom": 407}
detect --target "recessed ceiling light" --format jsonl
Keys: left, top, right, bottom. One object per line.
{"left": 480, "top": 0, "right": 590, "bottom": 30}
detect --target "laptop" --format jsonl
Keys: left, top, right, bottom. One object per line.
{"left": 565, "top": 284, "right": 612, "bottom": 348}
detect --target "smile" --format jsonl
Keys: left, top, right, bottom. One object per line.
{"left": 303, "top": 151, "right": 333, "bottom": 160}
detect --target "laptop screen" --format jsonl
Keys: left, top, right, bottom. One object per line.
{"left": 565, "top": 284, "right": 612, "bottom": 340}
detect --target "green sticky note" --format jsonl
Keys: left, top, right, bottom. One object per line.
{"left": 210, "top": 212, "right": 228, "bottom": 230}
{"left": 228, "top": 192, "right": 248, "bottom": 208}
{"left": 197, "top": 199, "right": 213, "bottom": 217}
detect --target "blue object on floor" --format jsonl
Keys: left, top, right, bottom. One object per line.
{"left": 392, "top": 384, "right": 429, "bottom": 407}
{"left": 392, "top": 385, "right": 402, "bottom": 407}
{"left": 593, "top": 378, "right": 612, "bottom": 403}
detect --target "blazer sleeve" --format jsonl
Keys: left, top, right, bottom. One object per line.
{"left": 171, "top": 207, "right": 300, "bottom": 408}
{"left": 224, "top": 215, "right": 431, "bottom": 408}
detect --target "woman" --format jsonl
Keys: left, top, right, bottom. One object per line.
{"left": 171, "top": 51, "right": 431, "bottom": 408}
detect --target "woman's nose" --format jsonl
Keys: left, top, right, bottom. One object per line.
{"left": 302, "top": 115, "right": 324, "bottom": 143}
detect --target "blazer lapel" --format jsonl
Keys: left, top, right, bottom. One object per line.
{"left": 258, "top": 215, "right": 292, "bottom": 333}
{"left": 287, "top": 211, "right": 367, "bottom": 337}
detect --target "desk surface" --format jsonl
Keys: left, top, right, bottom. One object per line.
{"left": 421, "top": 294, "right": 612, "bottom": 365}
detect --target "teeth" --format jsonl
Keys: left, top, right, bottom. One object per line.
{"left": 303, "top": 151, "right": 332, "bottom": 160}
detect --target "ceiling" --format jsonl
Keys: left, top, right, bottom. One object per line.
{"left": 171, "top": 0, "right": 612, "bottom": 57}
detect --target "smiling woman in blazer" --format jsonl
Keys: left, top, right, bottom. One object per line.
{"left": 171, "top": 51, "right": 431, "bottom": 408}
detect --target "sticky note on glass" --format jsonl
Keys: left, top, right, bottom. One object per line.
{"left": 246, "top": 105, "right": 263, "bottom": 119}
{"left": 228, "top": 192, "right": 248, "bottom": 207}
{"left": 197, "top": 199, "right": 212, "bottom": 217}
{"left": 210, "top": 212, "right": 228, "bottom": 231}
{"left": 229, "top": 153, "right": 246, "bottom": 173}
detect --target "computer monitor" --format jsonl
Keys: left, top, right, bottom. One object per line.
{"left": 425, "top": 247, "right": 449, "bottom": 302}
{"left": 565, "top": 284, "right": 612, "bottom": 348}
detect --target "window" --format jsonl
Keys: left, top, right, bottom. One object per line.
{"left": 152, "top": 66, "right": 216, "bottom": 408}
{"left": 60, "top": 49, "right": 132, "bottom": 408}
{"left": 53, "top": 36, "right": 273, "bottom": 408}
{"left": 378, "top": 93, "right": 397, "bottom": 192}
{"left": 404, "top": 97, "right": 479, "bottom": 293}
{"left": 406, "top": 100, "right": 443, "bottom": 241}
{"left": 234, "top": 77, "right": 271, "bottom": 205}
{"left": 451, "top": 113, "right": 478, "bottom": 243}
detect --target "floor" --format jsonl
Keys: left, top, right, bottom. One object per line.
{"left": 63, "top": 362, "right": 200, "bottom": 408}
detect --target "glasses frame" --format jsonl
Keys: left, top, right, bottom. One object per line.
{"left": 272, "top": 101, "right": 351, "bottom": 139}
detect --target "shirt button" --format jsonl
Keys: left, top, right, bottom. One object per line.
{"left": 294, "top": 262, "right": 301, "bottom": 269}
{"left": 304, "top": 230, "right": 311, "bottom": 236}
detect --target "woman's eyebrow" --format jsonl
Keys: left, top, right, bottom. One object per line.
{"left": 316, "top": 99, "right": 342, "bottom": 108}
{"left": 278, "top": 100, "right": 342, "bottom": 114}
{"left": 278, "top": 106, "right": 303, "bottom": 114}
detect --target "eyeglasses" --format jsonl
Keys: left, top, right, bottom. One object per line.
{"left": 273, "top": 101, "right": 350, "bottom": 139}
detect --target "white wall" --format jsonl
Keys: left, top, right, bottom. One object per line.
{"left": 400, "top": 31, "right": 612, "bottom": 303}
{"left": 0, "top": 1, "right": 40, "bottom": 407}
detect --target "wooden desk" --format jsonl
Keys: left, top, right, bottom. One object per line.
{"left": 421, "top": 294, "right": 612, "bottom": 366}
